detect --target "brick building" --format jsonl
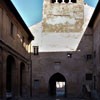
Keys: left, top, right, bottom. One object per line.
{"left": 0, "top": 0, "right": 34, "bottom": 99}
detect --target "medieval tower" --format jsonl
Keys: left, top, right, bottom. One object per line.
{"left": 42, "top": 0, "right": 84, "bottom": 32}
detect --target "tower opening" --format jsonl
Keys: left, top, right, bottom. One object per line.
{"left": 58, "top": 0, "right": 62, "bottom": 3}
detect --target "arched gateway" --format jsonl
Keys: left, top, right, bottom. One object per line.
{"left": 49, "top": 73, "right": 67, "bottom": 97}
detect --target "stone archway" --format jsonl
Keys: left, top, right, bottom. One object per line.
{"left": 20, "top": 62, "right": 26, "bottom": 96}
{"left": 49, "top": 73, "right": 67, "bottom": 97}
{"left": 6, "top": 55, "right": 15, "bottom": 98}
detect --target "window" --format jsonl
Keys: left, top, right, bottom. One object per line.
{"left": 33, "top": 46, "right": 39, "bottom": 55}
{"left": 58, "top": 0, "right": 62, "bottom": 3}
{"left": 51, "top": 0, "right": 56, "bottom": 3}
{"left": 86, "top": 54, "right": 92, "bottom": 60}
{"left": 71, "top": 0, "right": 76, "bottom": 3}
{"left": 51, "top": 0, "right": 77, "bottom": 3}
{"left": 10, "top": 22, "right": 13, "bottom": 36}
{"left": 22, "top": 36, "right": 25, "bottom": 46}
{"left": 67, "top": 53, "right": 72, "bottom": 58}
{"left": 86, "top": 73, "right": 93, "bottom": 80}
{"left": 34, "top": 80, "right": 40, "bottom": 89}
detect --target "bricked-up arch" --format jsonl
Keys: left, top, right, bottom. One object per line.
{"left": 51, "top": 0, "right": 56, "bottom": 3}
{"left": 20, "top": 62, "right": 26, "bottom": 96}
{"left": 6, "top": 55, "right": 15, "bottom": 97}
{"left": 49, "top": 73, "right": 67, "bottom": 97}
{"left": 71, "top": 0, "right": 77, "bottom": 3}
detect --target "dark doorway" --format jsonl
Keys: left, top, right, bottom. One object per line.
{"left": 20, "top": 62, "right": 25, "bottom": 96}
{"left": 6, "top": 55, "right": 15, "bottom": 98}
{"left": 49, "top": 73, "right": 67, "bottom": 97}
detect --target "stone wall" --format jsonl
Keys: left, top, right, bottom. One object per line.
{"left": 42, "top": 0, "right": 84, "bottom": 32}
{"left": 0, "top": 7, "right": 2, "bottom": 40}
{"left": 0, "top": 7, "right": 30, "bottom": 58}
{"left": 93, "top": 13, "right": 100, "bottom": 92}
{"left": 0, "top": 2, "right": 32, "bottom": 99}
{"left": 31, "top": 27, "right": 94, "bottom": 97}
{"left": 0, "top": 47, "right": 3, "bottom": 97}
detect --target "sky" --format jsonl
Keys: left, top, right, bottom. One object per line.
{"left": 11, "top": 0, "right": 99, "bottom": 27}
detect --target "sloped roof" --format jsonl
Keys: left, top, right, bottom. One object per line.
{"left": 88, "top": 0, "right": 100, "bottom": 28}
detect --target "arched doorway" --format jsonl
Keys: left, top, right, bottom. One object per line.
{"left": 20, "top": 62, "right": 25, "bottom": 96}
{"left": 49, "top": 73, "right": 67, "bottom": 97}
{"left": 6, "top": 55, "right": 15, "bottom": 98}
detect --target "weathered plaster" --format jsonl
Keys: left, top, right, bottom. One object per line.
{"left": 42, "top": 1, "right": 84, "bottom": 32}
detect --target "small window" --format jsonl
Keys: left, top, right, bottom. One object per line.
{"left": 34, "top": 80, "right": 40, "bottom": 89}
{"left": 51, "top": 0, "right": 56, "bottom": 3}
{"left": 10, "top": 22, "right": 13, "bottom": 36}
{"left": 86, "top": 54, "right": 92, "bottom": 60}
{"left": 33, "top": 46, "right": 39, "bottom": 55}
{"left": 67, "top": 53, "right": 72, "bottom": 58}
{"left": 22, "top": 36, "right": 25, "bottom": 46}
{"left": 71, "top": 0, "right": 77, "bottom": 3}
{"left": 58, "top": 0, "right": 62, "bottom": 3}
{"left": 86, "top": 73, "right": 93, "bottom": 80}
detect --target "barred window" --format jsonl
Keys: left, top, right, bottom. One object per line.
{"left": 33, "top": 46, "right": 39, "bottom": 55}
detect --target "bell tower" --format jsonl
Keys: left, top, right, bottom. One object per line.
{"left": 42, "top": 0, "right": 84, "bottom": 32}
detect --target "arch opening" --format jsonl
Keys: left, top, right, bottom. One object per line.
{"left": 20, "top": 62, "right": 25, "bottom": 97}
{"left": 49, "top": 73, "right": 67, "bottom": 97}
{"left": 6, "top": 55, "right": 15, "bottom": 98}
{"left": 65, "top": 0, "right": 69, "bottom": 3}
{"left": 58, "top": 0, "right": 62, "bottom": 3}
